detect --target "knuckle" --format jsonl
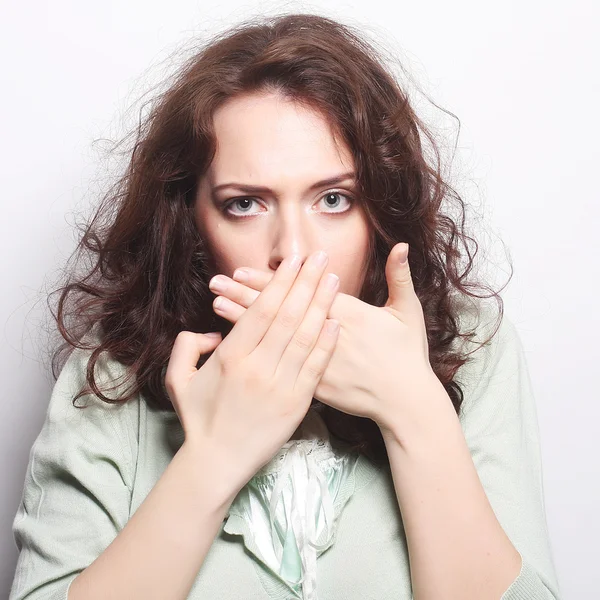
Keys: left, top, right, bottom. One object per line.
{"left": 295, "top": 278, "right": 314, "bottom": 294}
{"left": 246, "top": 369, "right": 267, "bottom": 388}
{"left": 164, "top": 374, "right": 177, "bottom": 398}
{"left": 244, "top": 357, "right": 269, "bottom": 386}
{"left": 277, "top": 307, "right": 301, "bottom": 330}
{"left": 215, "top": 346, "right": 236, "bottom": 372}
{"left": 174, "top": 330, "right": 194, "bottom": 346}
{"left": 255, "top": 305, "right": 275, "bottom": 326}
{"left": 291, "top": 329, "right": 314, "bottom": 352}
{"left": 304, "top": 360, "right": 324, "bottom": 381}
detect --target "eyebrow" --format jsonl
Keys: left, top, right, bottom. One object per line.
{"left": 211, "top": 171, "right": 357, "bottom": 195}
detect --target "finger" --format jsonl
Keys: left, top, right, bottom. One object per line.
{"left": 232, "top": 267, "right": 274, "bottom": 291}
{"left": 275, "top": 269, "right": 339, "bottom": 384}
{"left": 252, "top": 250, "right": 329, "bottom": 371}
{"left": 209, "top": 274, "right": 260, "bottom": 310}
{"left": 164, "top": 331, "right": 222, "bottom": 400}
{"left": 216, "top": 275, "right": 346, "bottom": 326}
{"left": 384, "top": 242, "right": 420, "bottom": 319}
{"left": 295, "top": 318, "right": 340, "bottom": 396}
{"left": 212, "top": 295, "right": 246, "bottom": 323}
{"left": 216, "top": 253, "right": 302, "bottom": 360}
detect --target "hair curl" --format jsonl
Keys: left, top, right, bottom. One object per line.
{"left": 49, "top": 13, "right": 512, "bottom": 466}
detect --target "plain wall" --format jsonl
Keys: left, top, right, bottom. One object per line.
{"left": 2, "top": 1, "right": 598, "bottom": 597}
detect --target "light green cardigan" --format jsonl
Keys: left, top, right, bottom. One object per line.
{"left": 8, "top": 300, "right": 562, "bottom": 599}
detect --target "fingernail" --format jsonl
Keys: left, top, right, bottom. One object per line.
{"left": 398, "top": 243, "right": 409, "bottom": 264}
{"left": 313, "top": 250, "right": 327, "bottom": 267}
{"left": 326, "top": 319, "right": 339, "bottom": 335}
{"left": 233, "top": 268, "right": 249, "bottom": 282}
{"left": 289, "top": 254, "right": 302, "bottom": 271}
{"left": 205, "top": 332, "right": 221, "bottom": 338}
{"left": 209, "top": 275, "right": 227, "bottom": 293}
{"left": 326, "top": 273, "right": 339, "bottom": 290}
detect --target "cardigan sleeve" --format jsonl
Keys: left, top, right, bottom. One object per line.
{"left": 456, "top": 303, "right": 562, "bottom": 599}
{"left": 8, "top": 344, "right": 138, "bottom": 600}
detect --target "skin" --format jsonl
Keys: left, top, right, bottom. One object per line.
{"left": 194, "top": 90, "right": 372, "bottom": 297}
{"left": 191, "top": 92, "right": 523, "bottom": 599}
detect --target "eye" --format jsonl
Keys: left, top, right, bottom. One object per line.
{"left": 222, "top": 191, "right": 354, "bottom": 219}
{"left": 317, "top": 191, "right": 353, "bottom": 214}
{"left": 223, "top": 198, "right": 263, "bottom": 218}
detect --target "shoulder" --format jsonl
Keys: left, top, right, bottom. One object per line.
{"left": 46, "top": 328, "right": 141, "bottom": 472}
{"left": 451, "top": 293, "right": 522, "bottom": 364}
{"left": 451, "top": 293, "right": 519, "bottom": 346}
{"left": 450, "top": 294, "right": 528, "bottom": 416}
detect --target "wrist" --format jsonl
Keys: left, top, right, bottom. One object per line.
{"left": 177, "top": 440, "right": 243, "bottom": 512}
{"left": 378, "top": 376, "right": 456, "bottom": 452}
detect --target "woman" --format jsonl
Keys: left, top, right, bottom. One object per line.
{"left": 9, "top": 12, "right": 561, "bottom": 600}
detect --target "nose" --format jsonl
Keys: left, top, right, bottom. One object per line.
{"left": 267, "top": 206, "right": 314, "bottom": 272}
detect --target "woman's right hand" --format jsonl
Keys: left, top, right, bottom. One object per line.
{"left": 164, "top": 250, "right": 340, "bottom": 492}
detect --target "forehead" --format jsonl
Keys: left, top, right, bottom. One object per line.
{"left": 208, "top": 93, "right": 355, "bottom": 184}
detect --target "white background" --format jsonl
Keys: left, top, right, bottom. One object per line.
{"left": 1, "top": 1, "right": 598, "bottom": 597}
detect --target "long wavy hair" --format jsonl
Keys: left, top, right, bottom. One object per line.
{"left": 49, "top": 12, "right": 511, "bottom": 466}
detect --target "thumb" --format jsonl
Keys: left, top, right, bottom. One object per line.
{"left": 165, "top": 331, "right": 222, "bottom": 399}
{"left": 384, "top": 242, "right": 415, "bottom": 313}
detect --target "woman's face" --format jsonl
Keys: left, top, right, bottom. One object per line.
{"left": 194, "top": 91, "right": 372, "bottom": 297}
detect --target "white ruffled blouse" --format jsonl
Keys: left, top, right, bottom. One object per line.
{"left": 222, "top": 407, "right": 362, "bottom": 600}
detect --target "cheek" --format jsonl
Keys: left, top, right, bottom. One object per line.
{"left": 197, "top": 218, "right": 257, "bottom": 278}
{"left": 214, "top": 247, "right": 263, "bottom": 279}
{"left": 329, "top": 250, "right": 370, "bottom": 296}
{"left": 337, "top": 229, "right": 371, "bottom": 295}
{"left": 337, "top": 266, "right": 366, "bottom": 296}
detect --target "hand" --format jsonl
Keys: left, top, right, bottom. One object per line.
{"left": 164, "top": 251, "right": 341, "bottom": 491}
{"left": 207, "top": 243, "right": 444, "bottom": 438}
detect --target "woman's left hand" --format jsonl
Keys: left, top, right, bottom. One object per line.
{"left": 208, "top": 243, "right": 445, "bottom": 438}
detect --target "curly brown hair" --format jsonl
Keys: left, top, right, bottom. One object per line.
{"left": 48, "top": 13, "right": 512, "bottom": 466}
